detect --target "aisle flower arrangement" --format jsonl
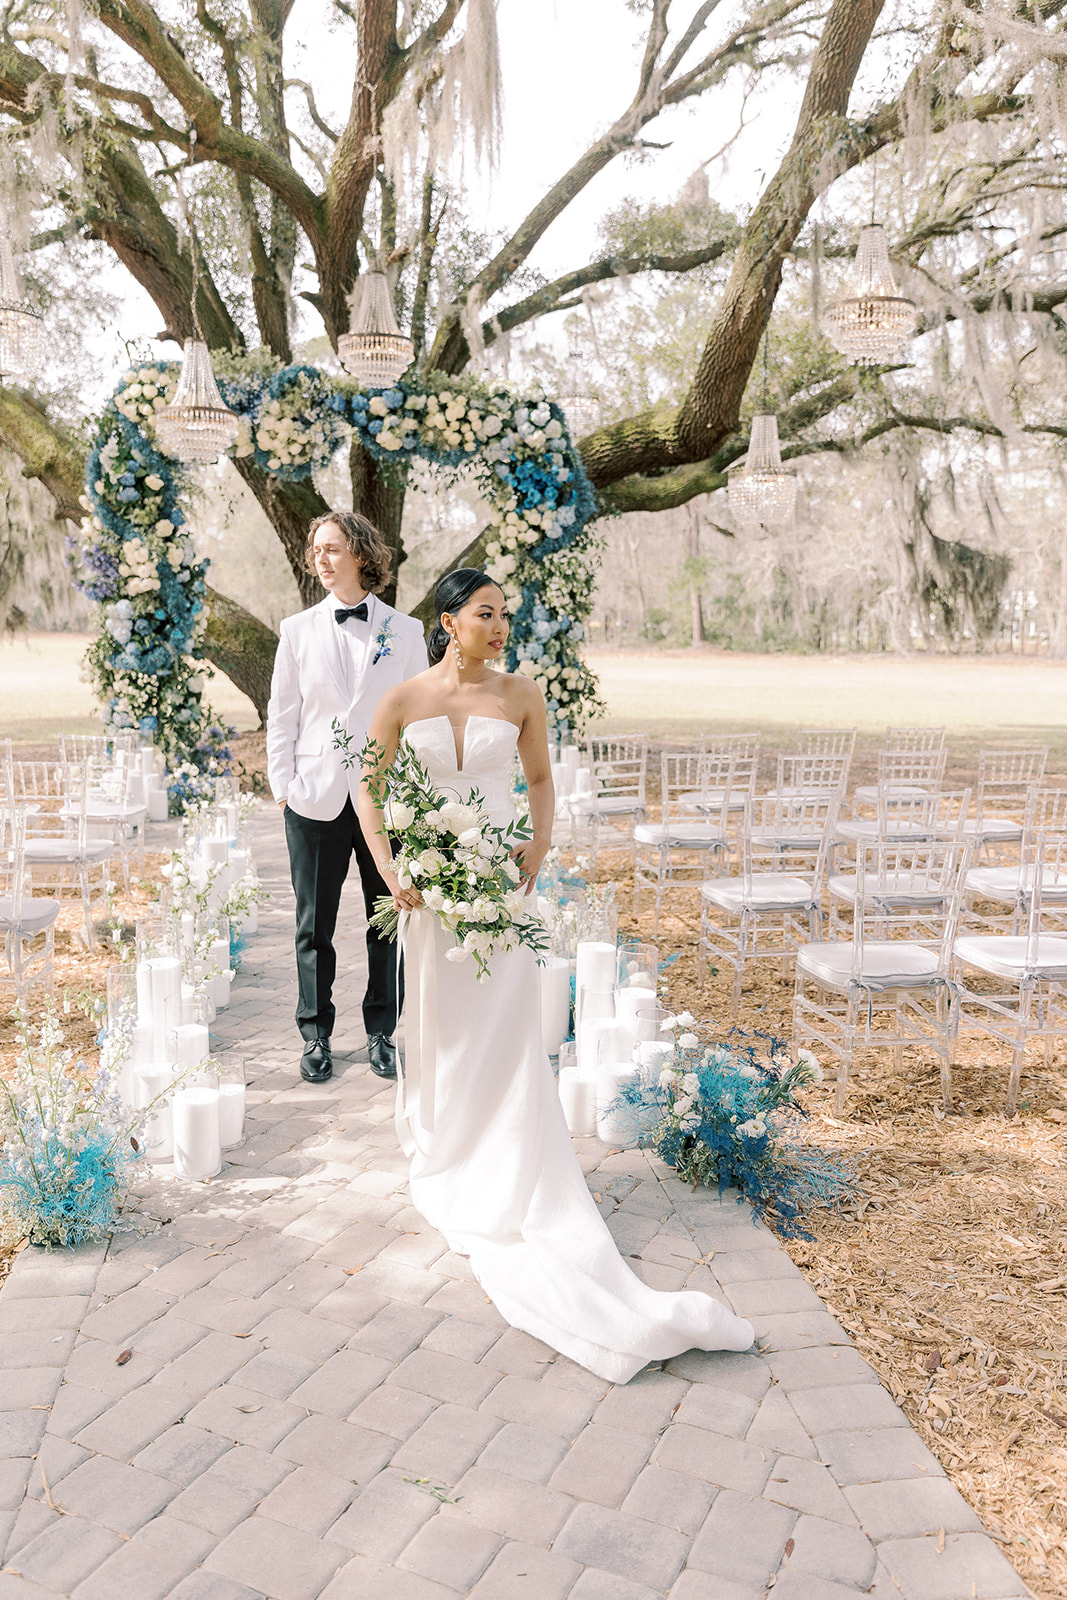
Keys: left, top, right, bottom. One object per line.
{"left": 0, "top": 1009, "right": 150, "bottom": 1249}
{"left": 614, "top": 1022, "right": 858, "bottom": 1240}
{"left": 350, "top": 728, "right": 548, "bottom": 981}
{"left": 74, "top": 352, "right": 603, "bottom": 804}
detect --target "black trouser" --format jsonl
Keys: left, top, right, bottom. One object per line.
{"left": 284, "top": 797, "right": 401, "bottom": 1042}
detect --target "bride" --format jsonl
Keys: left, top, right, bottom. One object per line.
{"left": 356, "top": 568, "right": 754, "bottom": 1384}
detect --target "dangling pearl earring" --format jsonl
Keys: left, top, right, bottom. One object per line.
{"left": 450, "top": 631, "right": 464, "bottom": 669}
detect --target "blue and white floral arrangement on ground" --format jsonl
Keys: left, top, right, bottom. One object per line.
{"left": 613, "top": 1017, "right": 859, "bottom": 1240}
{"left": 70, "top": 351, "right": 603, "bottom": 812}
{"left": 0, "top": 1006, "right": 158, "bottom": 1249}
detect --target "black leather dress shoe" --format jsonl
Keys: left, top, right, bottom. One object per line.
{"left": 300, "top": 1036, "right": 333, "bottom": 1083}
{"left": 367, "top": 1034, "right": 398, "bottom": 1078}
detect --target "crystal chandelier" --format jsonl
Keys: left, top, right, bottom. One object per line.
{"left": 558, "top": 348, "right": 600, "bottom": 438}
{"left": 0, "top": 233, "right": 45, "bottom": 382}
{"left": 154, "top": 338, "right": 239, "bottom": 464}
{"left": 823, "top": 224, "right": 918, "bottom": 366}
{"left": 727, "top": 413, "right": 797, "bottom": 526}
{"left": 338, "top": 272, "right": 414, "bottom": 389}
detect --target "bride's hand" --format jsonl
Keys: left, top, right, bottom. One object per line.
{"left": 511, "top": 838, "right": 548, "bottom": 895}
{"left": 382, "top": 867, "right": 423, "bottom": 914}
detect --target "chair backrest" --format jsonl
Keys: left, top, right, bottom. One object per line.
{"left": 747, "top": 790, "right": 840, "bottom": 881}
{"left": 1023, "top": 785, "right": 1067, "bottom": 844}
{"left": 58, "top": 734, "right": 108, "bottom": 765}
{"left": 0, "top": 806, "right": 26, "bottom": 919}
{"left": 1022, "top": 835, "right": 1067, "bottom": 966}
{"left": 775, "top": 751, "right": 850, "bottom": 796}
{"left": 0, "top": 738, "right": 13, "bottom": 807}
{"left": 976, "top": 747, "right": 1048, "bottom": 819}
{"left": 796, "top": 728, "right": 856, "bottom": 759}
{"left": 884, "top": 725, "right": 947, "bottom": 753}
{"left": 587, "top": 735, "right": 648, "bottom": 804}
{"left": 14, "top": 760, "right": 64, "bottom": 801}
{"left": 875, "top": 748, "right": 947, "bottom": 789}
{"left": 872, "top": 785, "right": 971, "bottom": 839}
{"left": 700, "top": 732, "right": 760, "bottom": 760}
{"left": 661, "top": 752, "right": 739, "bottom": 833}
{"left": 852, "top": 837, "right": 968, "bottom": 979}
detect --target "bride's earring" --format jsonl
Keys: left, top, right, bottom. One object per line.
{"left": 450, "top": 630, "right": 464, "bottom": 669}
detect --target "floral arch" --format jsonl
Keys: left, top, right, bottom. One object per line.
{"left": 70, "top": 354, "right": 602, "bottom": 807}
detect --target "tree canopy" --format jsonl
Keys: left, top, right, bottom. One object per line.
{"left": 0, "top": 0, "right": 1065, "bottom": 708}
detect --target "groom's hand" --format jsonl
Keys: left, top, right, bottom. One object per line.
{"left": 277, "top": 799, "right": 287, "bottom": 811}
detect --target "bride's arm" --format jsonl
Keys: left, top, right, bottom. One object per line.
{"left": 514, "top": 682, "right": 554, "bottom": 894}
{"left": 356, "top": 692, "right": 424, "bottom": 913}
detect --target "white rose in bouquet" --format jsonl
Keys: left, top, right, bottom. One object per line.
{"left": 439, "top": 801, "right": 480, "bottom": 835}
{"left": 457, "top": 826, "right": 483, "bottom": 848}
{"left": 445, "top": 945, "right": 469, "bottom": 962}
{"left": 384, "top": 799, "right": 416, "bottom": 830}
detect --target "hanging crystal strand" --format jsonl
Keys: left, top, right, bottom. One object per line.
{"left": 558, "top": 347, "right": 600, "bottom": 438}
{"left": 0, "top": 230, "right": 45, "bottom": 382}
{"left": 823, "top": 224, "right": 919, "bottom": 365}
{"left": 728, "top": 413, "right": 797, "bottom": 525}
{"left": 154, "top": 193, "right": 239, "bottom": 464}
{"left": 338, "top": 271, "right": 415, "bottom": 388}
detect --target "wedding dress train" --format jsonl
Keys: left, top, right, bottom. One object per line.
{"left": 395, "top": 714, "right": 755, "bottom": 1384}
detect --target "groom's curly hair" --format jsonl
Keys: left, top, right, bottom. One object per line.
{"left": 306, "top": 510, "right": 392, "bottom": 593}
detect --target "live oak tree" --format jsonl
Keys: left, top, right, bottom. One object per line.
{"left": 0, "top": 0, "right": 1064, "bottom": 714}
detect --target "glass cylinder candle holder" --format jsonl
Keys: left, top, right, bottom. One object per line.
{"left": 172, "top": 1070, "right": 222, "bottom": 1180}
{"left": 538, "top": 955, "right": 572, "bottom": 1058}
{"left": 216, "top": 1055, "right": 246, "bottom": 1148}
{"left": 207, "top": 917, "right": 232, "bottom": 1009}
{"left": 616, "top": 942, "right": 659, "bottom": 993}
{"left": 170, "top": 989, "right": 211, "bottom": 1073}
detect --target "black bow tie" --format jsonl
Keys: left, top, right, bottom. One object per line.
{"left": 335, "top": 602, "right": 368, "bottom": 624}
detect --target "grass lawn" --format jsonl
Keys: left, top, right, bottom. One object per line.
{"left": 587, "top": 647, "right": 1067, "bottom": 758}
{"left": 0, "top": 631, "right": 260, "bottom": 744}
{"left": 4, "top": 634, "right": 1065, "bottom": 771}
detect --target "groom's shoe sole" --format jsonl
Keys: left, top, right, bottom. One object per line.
{"left": 367, "top": 1034, "right": 397, "bottom": 1078}
{"left": 300, "top": 1039, "right": 333, "bottom": 1082}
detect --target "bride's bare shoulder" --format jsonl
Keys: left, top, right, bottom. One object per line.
{"left": 496, "top": 671, "right": 545, "bottom": 718}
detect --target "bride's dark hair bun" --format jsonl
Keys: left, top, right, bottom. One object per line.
{"left": 427, "top": 568, "right": 500, "bottom": 664}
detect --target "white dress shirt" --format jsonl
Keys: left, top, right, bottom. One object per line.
{"left": 330, "top": 592, "right": 377, "bottom": 694}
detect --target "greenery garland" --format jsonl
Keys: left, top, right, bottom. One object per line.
{"left": 71, "top": 352, "right": 603, "bottom": 807}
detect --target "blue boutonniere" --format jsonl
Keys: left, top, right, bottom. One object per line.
{"left": 372, "top": 617, "right": 395, "bottom": 666}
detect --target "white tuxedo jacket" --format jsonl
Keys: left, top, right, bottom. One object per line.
{"left": 266, "top": 594, "right": 428, "bottom": 821}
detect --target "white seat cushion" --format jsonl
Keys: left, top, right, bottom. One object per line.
{"left": 0, "top": 896, "right": 61, "bottom": 933}
{"left": 62, "top": 801, "right": 148, "bottom": 823}
{"left": 959, "top": 815, "right": 1023, "bottom": 841}
{"left": 797, "top": 941, "right": 941, "bottom": 990}
{"left": 965, "top": 866, "right": 1067, "bottom": 904}
{"left": 854, "top": 783, "right": 937, "bottom": 804}
{"left": 837, "top": 820, "right": 933, "bottom": 843}
{"left": 24, "top": 838, "right": 114, "bottom": 864}
{"left": 954, "top": 934, "right": 1067, "bottom": 981}
{"left": 636, "top": 823, "right": 727, "bottom": 847}
{"left": 828, "top": 872, "right": 949, "bottom": 906}
{"left": 748, "top": 830, "right": 823, "bottom": 851}
{"left": 702, "top": 874, "right": 815, "bottom": 912}
{"left": 568, "top": 796, "right": 644, "bottom": 818}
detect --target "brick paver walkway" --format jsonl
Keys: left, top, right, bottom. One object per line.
{"left": 0, "top": 808, "right": 1033, "bottom": 1600}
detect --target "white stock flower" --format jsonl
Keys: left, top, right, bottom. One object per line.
{"left": 678, "top": 1032, "right": 700, "bottom": 1050}
{"left": 797, "top": 1049, "right": 823, "bottom": 1081}
{"left": 672, "top": 1095, "right": 693, "bottom": 1117}
{"left": 681, "top": 1072, "right": 701, "bottom": 1096}
{"left": 676, "top": 1012, "right": 697, "bottom": 1028}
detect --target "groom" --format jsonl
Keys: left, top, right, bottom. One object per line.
{"left": 266, "top": 511, "right": 428, "bottom": 1083}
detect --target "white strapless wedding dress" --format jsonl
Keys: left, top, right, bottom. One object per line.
{"left": 395, "top": 714, "right": 755, "bottom": 1384}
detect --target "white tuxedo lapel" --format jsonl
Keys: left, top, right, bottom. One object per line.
{"left": 316, "top": 597, "right": 352, "bottom": 703}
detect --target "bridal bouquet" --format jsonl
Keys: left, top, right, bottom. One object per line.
{"left": 351, "top": 730, "right": 549, "bottom": 981}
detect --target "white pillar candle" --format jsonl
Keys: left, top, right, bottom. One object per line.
{"left": 637, "top": 1039, "right": 674, "bottom": 1069}
{"left": 172, "top": 1086, "right": 222, "bottom": 1179}
{"left": 579, "top": 1016, "right": 625, "bottom": 1074}
{"left": 539, "top": 956, "right": 571, "bottom": 1057}
{"left": 575, "top": 767, "right": 594, "bottom": 796}
{"left": 218, "top": 1082, "right": 246, "bottom": 1148}
{"left": 243, "top": 902, "right": 258, "bottom": 935}
{"left": 131, "top": 1019, "right": 155, "bottom": 1068}
{"left": 224, "top": 804, "right": 239, "bottom": 839}
{"left": 563, "top": 745, "right": 581, "bottom": 776}
{"left": 147, "top": 785, "right": 168, "bottom": 822}
{"left": 135, "top": 1063, "right": 174, "bottom": 1161}
{"left": 135, "top": 960, "right": 154, "bottom": 1026}
{"left": 596, "top": 1063, "right": 640, "bottom": 1147}
{"left": 208, "top": 939, "right": 231, "bottom": 1008}
{"left": 558, "top": 1066, "right": 597, "bottom": 1137}
{"left": 202, "top": 837, "right": 228, "bottom": 867}
{"left": 116, "top": 1055, "right": 138, "bottom": 1111}
{"left": 174, "top": 1022, "right": 210, "bottom": 1071}
{"left": 575, "top": 941, "right": 615, "bottom": 1039}
{"left": 149, "top": 957, "right": 182, "bottom": 1065}
{"left": 616, "top": 986, "right": 657, "bottom": 1037}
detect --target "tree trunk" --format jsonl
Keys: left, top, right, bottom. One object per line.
{"left": 349, "top": 439, "right": 408, "bottom": 605}
{"left": 232, "top": 460, "right": 327, "bottom": 606}
{"left": 202, "top": 585, "right": 278, "bottom": 726}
